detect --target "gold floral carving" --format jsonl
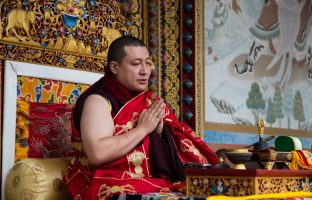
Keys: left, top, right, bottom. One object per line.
{"left": 124, "top": 0, "right": 142, "bottom": 39}
{"left": 0, "top": 0, "right": 143, "bottom": 73}
{"left": 160, "top": 1, "right": 180, "bottom": 118}
{"left": 0, "top": 42, "right": 104, "bottom": 72}
{"left": 97, "top": 27, "right": 122, "bottom": 57}
{"left": 187, "top": 176, "right": 312, "bottom": 197}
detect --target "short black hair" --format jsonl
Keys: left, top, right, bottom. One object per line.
{"left": 107, "top": 36, "right": 146, "bottom": 66}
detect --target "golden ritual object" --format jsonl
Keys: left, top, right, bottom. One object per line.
{"left": 257, "top": 119, "right": 265, "bottom": 138}
{"left": 253, "top": 119, "right": 269, "bottom": 151}
{"left": 226, "top": 148, "right": 252, "bottom": 170}
{"left": 226, "top": 119, "right": 273, "bottom": 170}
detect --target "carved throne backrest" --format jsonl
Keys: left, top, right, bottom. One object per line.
{"left": 0, "top": 0, "right": 136, "bottom": 72}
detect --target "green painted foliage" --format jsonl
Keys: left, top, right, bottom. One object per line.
{"left": 266, "top": 98, "right": 276, "bottom": 125}
{"left": 273, "top": 85, "right": 283, "bottom": 119}
{"left": 246, "top": 82, "right": 265, "bottom": 110}
{"left": 293, "top": 90, "right": 305, "bottom": 122}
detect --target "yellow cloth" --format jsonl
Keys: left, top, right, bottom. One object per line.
{"left": 5, "top": 158, "right": 71, "bottom": 200}
{"left": 207, "top": 191, "right": 312, "bottom": 200}
{"left": 289, "top": 150, "right": 312, "bottom": 170}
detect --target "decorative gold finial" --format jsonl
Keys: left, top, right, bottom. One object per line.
{"left": 253, "top": 119, "right": 269, "bottom": 151}
{"left": 257, "top": 119, "right": 265, "bottom": 138}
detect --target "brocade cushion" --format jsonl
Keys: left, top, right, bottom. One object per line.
{"left": 5, "top": 158, "right": 71, "bottom": 200}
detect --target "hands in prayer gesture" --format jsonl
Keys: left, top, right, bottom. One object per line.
{"left": 137, "top": 99, "right": 165, "bottom": 135}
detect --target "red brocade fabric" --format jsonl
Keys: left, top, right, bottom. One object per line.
{"left": 27, "top": 102, "right": 84, "bottom": 158}
{"left": 64, "top": 91, "right": 219, "bottom": 200}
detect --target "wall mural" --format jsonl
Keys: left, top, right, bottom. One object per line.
{"left": 204, "top": 0, "right": 312, "bottom": 148}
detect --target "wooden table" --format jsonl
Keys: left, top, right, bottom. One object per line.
{"left": 185, "top": 168, "right": 312, "bottom": 197}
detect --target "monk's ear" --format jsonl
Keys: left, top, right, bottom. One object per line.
{"left": 110, "top": 61, "right": 119, "bottom": 74}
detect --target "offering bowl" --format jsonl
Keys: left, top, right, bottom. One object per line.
{"left": 226, "top": 148, "right": 253, "bottom": 170}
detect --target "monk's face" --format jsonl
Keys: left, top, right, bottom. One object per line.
{"left": 113, "top": 46, "right": 152, "bottom": 92}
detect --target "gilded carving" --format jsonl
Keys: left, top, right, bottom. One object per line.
{"left": 0, "top": 42, "right": 104, "bottom": 72}
{"left": 21, "top": 50, "right": 42, "bottom": 60}
{"left": 0, "top": 0, "right": 143, "bottom": 72}
{"left": 4, "top": 4, "right": 36, "bottom": 43}
{"left": 62, "top": 54, "right": 78, "bottom": 68}
{"left": 187, "top": 176, "right": 312, "bottom": 197}
{"left": 121, "top": 0, "right": 142, "bottom": 38}
{"left": 97, "top": 26, "right": 122, "bottom": 57}
{"left": 55, "top": 0, "right": 86, "bottom": 30}
{"left": 161, "top": 0, "right": 180, "bottom": 118}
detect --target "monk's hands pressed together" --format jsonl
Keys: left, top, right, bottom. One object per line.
{"left": 154, "top": 114, "right": 164, "bottom": 135}
{"left": 137, "top": 99, "right": 165, "bottom": 135}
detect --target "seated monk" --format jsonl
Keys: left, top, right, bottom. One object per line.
{"left": 63, "top": 36, "right": 219, "bottom": 199}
